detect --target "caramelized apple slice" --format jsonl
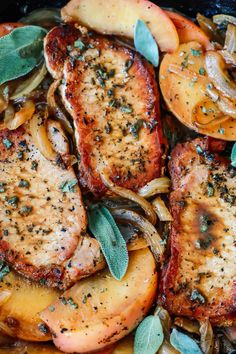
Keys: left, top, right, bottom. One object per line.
{"left": 61, "top": 0, "right": 179, "bottom": 52}
{"left": 159, "top": 41, "right": 236, "bottom": 140}
{"left": 40, "top": 249, "right": 157, "bottom": 353}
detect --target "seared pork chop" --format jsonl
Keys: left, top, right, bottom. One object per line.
{"left": 44, "top": 25, "right": 163, "bottom": 195}
{"left": 160, "top": 138, "right": 236, "bottom": 326}
{"left": 0, "top": 121, "right": 104, "bottom": 289}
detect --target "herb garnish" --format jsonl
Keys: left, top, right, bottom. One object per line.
{"left": 88, "top": 205, "right": 128, "bottom": 280}
{"left": 134, "top": 19, "right": 159, "bottom": 67}
{"left": 3, "top": 138, "right": 12, "bottom": 149}
{"left": 0, "top": 182, "right": 6, "bottom": 193}
{"left": 190, "top": 48, "right": 202, "bottom": 57}
{"left": 125, "top": 59, "right": 133, "bottom": 71}
{"left": 74, "top": 39, "right": 85, "bottom": 50}
{"left": 60, "top": 179, "right": 78, "bottom": 193}
{"left": 0, "top": 26, "right": 47, "bottom": 85}
{"left": 0, "top": 260, "right": 10, "bottom": 281}
{"left": 130, "top": 119, "right": 144, "bottom": 139}
{"left": 199, "top": 67, "right": 206, "bottom": 75}
{"left": 231, "top": 143, "right": 236, "bottom": 167}
{"left": 20, "top": 206, "right": 33, "bottom": 216}
{"left": 6, "top": 196, "right": 19, "bottom": 208}
{"left": 134, "top": 316, "right": 164, "bottom": 354}
{"left": 18, "top": 179, "right": 30, "bottom": 188}
{"left": 170, "top": 328, "right": 202, "bottom": 354}
{"left": 199, "top": 215, "right": 212, "bottom": 233}
{"left": 190, "top": 289, "right": 205, "bottom": 304}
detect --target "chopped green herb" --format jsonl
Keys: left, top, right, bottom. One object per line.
{"left": 20, "top": 205, "right": 32, "bottom": 216}
{"left": 130, "top": 119, "right": 144, "bottom": 139}
{"left": 0, "top": 260, "right": 10, "bottom": 281}
{"left": 120, "top": 105, "right": 133, "bottom": 114}
{"left": 3, "top": 229, "right": 8, "bottom": 236}
{"left": 199, "top": 67, "right": 206, "bottom": 75}
{"left": 38, "top": 324, "right": 48, "bottom": 334}
{"left": 195, "top": 235, "right": 212, "bottom": 250}
{"left": 3, "top": 138, "right": 12, "bottom": 149}
{"left": 67, "top": 45, "right": 72, "bottom": 52}
{"left": 207, "top": 83, "right": 213, "bottom": 90}
{"left": 196, "top": 145, "right": 203, "bottom": 154}
{"left": 218, "top": 128, "right": 225, "bottom": 135}
{"left": 105, "top": 122, "right": 112, "bottom": 134}
{"left": 67, "top": 297, "right": 78, "bottom": 309}
{"left": 6, "top": 196, "right": 19, "bottom": 208}
{"left": 60, "top": 179, "right": 78, "bottom": 193}
{"left": 190, "top": 48, "right": 202, "bottom": 57}
{"left": 201, "top": 106, "right": 207, "bottom": 114}
{"left": 199, "top": 214, "right": 212, "bottom": 233}
{"left": 74, "top": 39, "right": 85, "bottom": 50}
{"left": 207, "top": 182, "right": 214, "bottom": 197}
{"left": 190, "top": 289, "right": 205, "bottom": 303}
{"left": 17, "top": 151, "right": 24, "bottom": 160}
{"left": 31, "top": 161, "right": 38, "bottom": 171}
{"left": 107, "top": 89, "right": 113, "bottom": 97}
{"left": 108, "top": 99, "right": 119, "bottom": 108}
{"left": 109, "top": 69, "right": 115, "bottom": 78}
{"left": 0, "top": 182, "right": 6, "bottom": 193}
{"left": 18, "top": 179, "right": 30, "bottom": 188}
{"left": 49, "top": 305, "right": 55, "bottom": 312}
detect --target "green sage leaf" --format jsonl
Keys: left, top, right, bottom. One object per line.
{"left": 170, "top": 328, "right": 202, "bottom": 354}
{"left": 231, "top": 143, "right": 236, "bottom": 167}
{"left": 0, "top": 25, "right": 47, "bottom": 85}
{"left": 87, "top": 205, "right": 128, "bottom": 280}
{"left": 134, "top": 19, "right": 159, "bottom": 67}
{"left": 134, "top": 315, "right": 164, "bottom": 354}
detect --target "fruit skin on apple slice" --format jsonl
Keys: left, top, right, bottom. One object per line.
{"left": 61, "top": 0, "right": 179, "bottom": 53}
{"left": 40, "top": 249, "right": 157, "bottom": 353}
{"left": 165, "top": 10, "right": 213, "bottom": 50}
{"left": 159, "top": 41, "right": 236, "bottom": 141}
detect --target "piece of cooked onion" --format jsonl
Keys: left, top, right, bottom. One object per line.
{"left": 127, "top": 236, "right": 148, "bottom": 251}
{"left": 47, "top": 79, "right": 73, "bottom": 134}
{"left": 174, "top": 317, "right": 200, "bottom": 335}
{"left": 10, "top": 64, "right": 47, "bottom": 100}
{"left": 138, "top": 177, "right": 171, "bottom": 198}
{"left": 29, "top": 111, "right": 57, "bottom": 161}
{"left": 111, "top": 208, "right": 164, "bottom": 263}
{"left": 0, "top": 290, "right": 11, "bottom": 306}
{"left": 205, "top": 51, "right": 236, "bottom": 99}
{"left": 101, "top": 171, "right": 157, "bottom": 225}
{"left": 152, "top": 197, "right": 173, "bottom": 222}
{"left": 192, "top": 98, "right": 229, "bottom": 128}
{"left": 207, "top": 87, "right": 236, "bottom": 119}
{"left": 4, "top": 100, "right": 35, "bottom": 130}
{"left": 0, "top": 86, "right": 9, "bottom": 114}
{"left": 213, "top": 14, "right": 236, "bottom": 26}
{"left": 199, "top": 320, "right": 214, "bottom": 354}
{"left": 224, "top": 24, "right": 236, "bottom": 53}
{"left": 197, "top": 13, "right": 223, "bottom": 44}
{"left": 168, "top": 64, "right": 209, "bottom": 86}
{"left": 158, "top": 340, "right": 180, "bottom": 354}
{"left": 219, "top": 50, "right": 236, "bottom": 66}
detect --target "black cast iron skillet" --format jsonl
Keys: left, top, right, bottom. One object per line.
{"left": 0, "top": 0, "right": 236, "bottom": 22}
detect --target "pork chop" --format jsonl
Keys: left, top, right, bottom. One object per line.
{"left": 0, "top": 120, "right": 104, "bottom": 289}
{"left": 44, "top": 25, "right": 163, "bottom": 195}
{"left": 160, "top": 138, "right": 236, "bottom": 326}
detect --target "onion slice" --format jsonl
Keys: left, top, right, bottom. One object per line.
{"left": 101, "top": 171, "right": 157, "bottom": 225}
{"left": 207, "top": 87, "right": 236, "bottom": 119}
{"left": 138, "top": 177, "right": 171, "bottom": 198}
{"left": 29, "top": 111, "right": 57, "bottom": 161}
{"left": 213, "top": 14, "right": 236, "bottom": 26}
{"left": 4, "top": 100, "right": 35, "bottom": 130}
{"left": 199, "top": 320, "right": 214, "bottom": 354}
{"left": 219, "top": 50, "right": 236, "bottom": 66}
{"left": 111, "top": 208, "right": 164, "bottom": 263}
{"left": 152, "top": 197, "right": 173, "bottom": 222}
{"left": 224, "top": 24, "right": 236, "bottom": 53}
{"left": 47, "top": 79, "right": 73, "bottom": 134}
{"left": 205, "top": 51, "right": 236, "bottom": 99}
{"left": 10, "top": 64, "right": 47, "bottom": 100}
{"left": 168, "top": 64, "right": 209, "bottom": 86}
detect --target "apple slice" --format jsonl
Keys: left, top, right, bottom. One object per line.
{"left": 61, "top": 0, "right": 179, "bottom": 53}
{"left": 165, "top": 11, "right": 213, "bottom": 50}
{"left": 40, "top": 249, "right": 157, "bottom": 353}
{"left": 159, "top": 41, "right": 236, "bottom": 140}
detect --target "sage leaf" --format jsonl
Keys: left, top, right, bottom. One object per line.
{"left": 134, "top": 315, "right": 164, "bottom": 354}
{"left": 231, "top": 143, "right": 236, "bottom": 167}
{"left": 0, "top": 25, "right": 47, "bottom": 85}
{"left": 170, "top": 328, "right": 202, "bottom": 354}
{"left": 134, "top": 19, "right": 159, "bottom": 67}
{"left": 87, "top": 205, "right": 128, "bottom": 280}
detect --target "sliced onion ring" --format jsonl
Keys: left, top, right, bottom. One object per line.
{"left": 219, "top": 50, "right": 236, "bottom": 66}
{"left": 101, "top": 171, "right": 157, "bottom": 225}
{"left": 199, "top": 320, "right": 214, "bottom": 354}
{"left": 138, "top": 177, "right": 171, "bottom": 198}
{"left": 205, "top": 51, "right": 236, "bottom": 99}
{"left": 213, "top": 14, "right": 236, "bottom": 26}
{"left": 110, "top": 208, "right": 164, "bottom": 263}
{"left": 10, "top": 64, "right": 47, "bottom": 100}
{"left": 47, "top": 79, "right": 73, "bottom": 134}
{"left": 29, "top": 111, "right": 57, "bottom": 161}
{"left": 224, "top": 24, "right": 236, "bottom": 53}
{"left": 4, "top": 100, "right": 35, "bottom": 130}
{"left": 152, "top": 197, "right": 173, "bottom": 222}
{"left": 207, "top": 87, "right": 236, "bottom": 119}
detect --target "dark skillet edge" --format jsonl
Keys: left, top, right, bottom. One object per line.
{"left": 0, "top": 0, "right": 236, "bottom": 22}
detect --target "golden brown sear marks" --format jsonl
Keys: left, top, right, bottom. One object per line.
{"left": 0, "top": 123, "right": 104, "bottom": 289}
{"left": 44, "top": 25, "right": 163, "bottom": 195}
{"left": 160, "top": 138, "right": 236, "bottom": 326}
